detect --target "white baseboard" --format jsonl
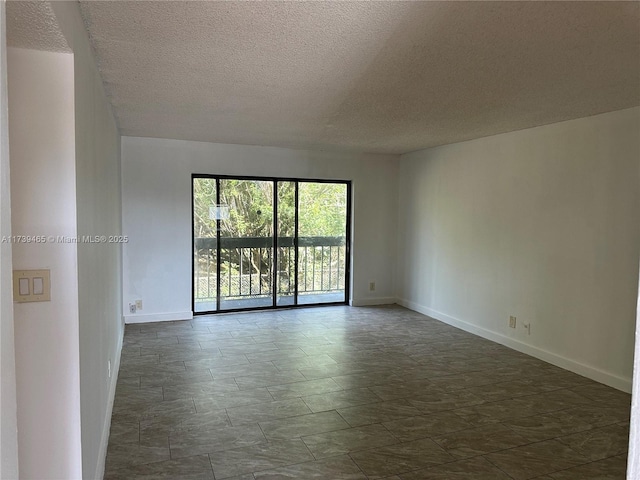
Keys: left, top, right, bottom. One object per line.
{"left": 124, "top": 311, "right": 194, "bottom": 324}
{"left": 350, "top": 297, "right": 397, "bottom": 307}
{"left": 93, "top": 320, "right": 124, "bottom": 480}
{"left": 397, "top": 298, "right": 632, "bottom": 393}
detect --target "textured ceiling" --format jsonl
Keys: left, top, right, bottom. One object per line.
{"left": 6, "top": 1, "right": 70, "bottom": 53}
{"left": 77, "top": 1, "right": 640, "bottom": 154}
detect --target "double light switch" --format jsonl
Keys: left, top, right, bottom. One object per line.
{"left": 13, "top": 269, "right": 51, "bottom": 302}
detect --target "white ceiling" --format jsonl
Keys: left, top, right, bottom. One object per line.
{"left": 11, "top": 1, "right": 640, "bottom": 154}
{"left": 6, "top": 1, "right": 69, "bottom": 53}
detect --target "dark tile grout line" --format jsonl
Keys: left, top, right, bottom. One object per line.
{"left": 480, "top": 454, "right": 518, "bottom": 479}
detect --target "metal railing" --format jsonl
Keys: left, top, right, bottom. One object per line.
{"left": 194, "top": 236, "right": 346, "bottom": 303}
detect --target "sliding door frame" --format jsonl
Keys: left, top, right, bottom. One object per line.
{"left": 191, "top": 173, "right": 352, "bottom": 315}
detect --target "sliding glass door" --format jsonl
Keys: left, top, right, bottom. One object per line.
{"left": 193, "top": 177, "right": 218, "bottom": 313}
{"left": 276, "top": 181, "right": 296, "bottom": 307}
{"left": 298, "top": 182, "right": 348, "bottom": 305}
{"left": 219, "top": 178, "right": 274, "bottom": 310}
{"left": 193, "top": 175, "right": 350, "bottom": 314}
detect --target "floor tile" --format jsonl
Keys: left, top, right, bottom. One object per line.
{"left": 174, "top": 408, "right": 232, "bottom": 432}
{"left": 106, "top": 306, "right": 631, "bottom": 479}
{"left": 432, "top": 423, "right": 532, "bottom": 458}
{"left": 383, "top": 411, "right": 473, "bottom": 442}
{"left": 398, "top": 456, "right": 512, "bottom": 479}
{"left": 301, "top": 387, "right": 382, "bottom": 412}
{"left": 209, "top": 439, "right": 314, "bottom": 479}
{"left": 162, "top": 378, "right": 240, "bottom": 401}
{"left": 170, "top": 423, "right": 267, "bottom": 458}
{"left": 253, "top": 455, "right": 366, "bottom": 479}
{"left": 560, "top": 403, "right": 630, "bottom": 426}
{"left": 140, "top": 370, "right": 214, "bottom": 388}
{"left": 139, "top": 408, "right": 231, "bottom": 443}
{"left": 205, "top": 362, "right": 280, "bottom": 379}
{"left": 271, "top": 354, "right": 338, "bottom": 370}
{"left": 267, "top": 378, "right": 343, "bottom": 400}
{"left": 112, "top": 397, "right": 197, "bottom": 424}
{"left": 139, "top": 343, "right": 202, "bottom": 357}
{"left": 116, "top": 375, "right": 141, "bottom": 389}
{"left": 484, "top": 439, "right": 589, "bottom": 479}
{"left": 349, "top": 437, "right": 453, "bottom": 477}
{"left": 123, "top": 335, "right": 179, "bottom": 348}
{"left": 337, "top": 400, "right": 422, "bottom": 427}
{"left": 368, "top": 379, "right": 434, "bottom": 401}
{"left": 218, "top": 342, "right": 279, "bottom": 355}
{"left": 407, "top": 389, "right": 485, "bottom": 414}
{"left": 427, "top": 372, "right": 499, "bottom": 392}
{"left": 194, "top": 387, "right": 275, "bottom": 412}
{"left": 556, "top": 424, "right": 629, "bottom": 461}
{"left": 107, "top": 421, "right": 140, "bottom": 445}
{"left": 105, "top": 443, "right": 170, "bottom": 471}
{"left": 184, "top": 355, "right": 251, "bottom": 371}
{"left": 298, "top": 362, "right": 369, "bottom": 380}
{"left": 302, "top": 424, "right": 398, "bottom": 459}
{"left": 112, "top": 386, "right": 164, "bottom": 406}
{"left": 235, "top": 370, "right": 307, "bottom": 390}
{"left": 119, "top": 352, "right": 160, "bottom": 366}
{"left": 461, "top": 378, "right": 550, "bottom": 401}
{"left": 571, "top": 384, "right": 632, "bottom": 409}
{"left": 245, "top": 348, "right": 308, "bottom": 364}
{"left": 547, "top": 454, "right": 627, "bottom": 479}
{"left": 501, "top": 409, "right": 594, "bottom": 442}
{"left": 259, "top": 410, "right": 350, "bottom": 440}
{"left": 104, "top": 454, "right": 214, "bottom": 479}
{"left": 226, "top": 398, "right": 312, "bottom": 425}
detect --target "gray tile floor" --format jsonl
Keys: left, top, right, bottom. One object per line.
{"left": 105, "top": 305, "right": 631, "bottom": 479}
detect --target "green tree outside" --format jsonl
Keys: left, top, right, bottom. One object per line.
{"left": 193, "top": 178, "right": 347, "bottom": 302}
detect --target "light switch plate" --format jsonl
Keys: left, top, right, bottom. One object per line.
{"left": 13, "top": 269, "right": 51, "bottom": 302}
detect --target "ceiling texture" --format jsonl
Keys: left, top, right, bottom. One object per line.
{"left": 6, "top": 1, "right": 70, "bottom": 53}
{"left": 12, "top": 1, "right": 640, "bottom": 154}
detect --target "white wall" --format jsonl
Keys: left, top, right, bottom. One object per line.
{"left": 121, "top": 136, "right": 399, "bottom": 322}
{"left": 0, "top": 1, "right": 18, "bottom": 478}
{"left": 8, "top": 47, "right": 82, "bottom": 479}
{"left": 397, "top": 107, "right": 640, "bottom": 392}
{"left": 51, "top": 2, "right": 123, "bottom": 479}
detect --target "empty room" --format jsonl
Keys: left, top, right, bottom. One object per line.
{"left": 1, "top": 1, "right": 640, "bottom": 480}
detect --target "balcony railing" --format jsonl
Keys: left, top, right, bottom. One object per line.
{"left": 194, "top": 236, "right": 346, "bottom": 306}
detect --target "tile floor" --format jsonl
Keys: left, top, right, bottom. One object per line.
{"left": 105, "top": 305, "right": 631, "bottom": 479}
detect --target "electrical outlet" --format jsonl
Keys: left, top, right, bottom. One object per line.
{"left": 129, "top": 303, "right": 136, "bottom": 314}
{"left": 369, "top": 282, "right": 376, "bottom": 291}
{"left": 108, "top": 359, "right": 111, "bottom": 378}
{"left": 509, "top": 315, "right": 516, "bottom": 328}
{"left": 523, "top": 322, "right": 531, "bottom": 335}
{"left": 135, "top": 299, "right": 142, "bottom": 310}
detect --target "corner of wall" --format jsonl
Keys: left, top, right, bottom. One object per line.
{"left": 50, "top": 2, "right": 125, "bottom": 478}
{"left": 92, "top": 326, "right": 123, "bottom": 480}
{"left": 124, "top": 311, "right": 193, "bottom": 324}
{"left": 350, "top": 297, "right": 398, "bottom": 307}
{"left": 0, "top": 1, "right": 19, "bottom": 478}
{"left": 395, "top": 109, "right": 639, "bottom": 394}
{"left": 626, "top": 263, "right": 640, "bottom": 477}
{"left": 396, "top": 299, "right": 633, "bottom": 393}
